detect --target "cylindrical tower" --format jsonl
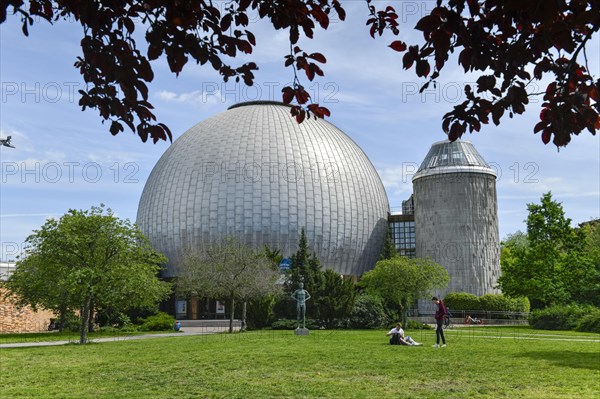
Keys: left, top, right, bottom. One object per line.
{"left": 412, "top": 140, "right": 500, "bottom": 296}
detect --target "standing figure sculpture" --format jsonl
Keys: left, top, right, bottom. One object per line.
{"left": 291, "top": 282, "right": 311, "bottom": 329}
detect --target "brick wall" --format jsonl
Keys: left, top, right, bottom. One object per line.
{"left": 0, "top": 287, "right": 56, "bottom": 333}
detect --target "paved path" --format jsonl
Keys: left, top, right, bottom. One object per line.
{"left": 0, "top": 326, "right": 239, "bottom": 349}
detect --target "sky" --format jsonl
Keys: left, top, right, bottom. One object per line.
{"left": 1, "top": 1, "right": 599, "bottom": 261}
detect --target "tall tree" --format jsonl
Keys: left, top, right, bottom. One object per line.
{"left": 177, "top": 237, "right": 280, "bottom": 332}
{"left": 3, "top": 1, "right": 597, "bottom": 146}
{"left": 498, "top": 192, "right": 579, "bottom": 307}
{"left": 361, "top": 257, "right": 449, "bottom": 327}
{"left": 315, "top": 269, "right": 356, "bottom": 328}
{"left": 379, "top": 225, "right": 398, "bottom": 260}
{"left": 287, "top": 228, "right": 324, "bottom": 298}
{"left": 5, "top": 205, "right": 171, "bottom": 344}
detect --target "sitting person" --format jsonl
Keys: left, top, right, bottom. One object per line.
{"left": 464, "top": 314, "right": 483, "bottom": 324}
{"left": 386, "top": 323, "right": 423, "bottom": 346}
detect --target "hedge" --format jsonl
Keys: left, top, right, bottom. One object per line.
{"left": 443, "top": 292, "right": 529, "bottom": 314}
{"left": 528, "top": 305, "right": 596, "bottom": 331}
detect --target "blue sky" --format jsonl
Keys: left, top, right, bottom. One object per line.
{"left": 1, "top": 1, "right": 599, "bottom": 261}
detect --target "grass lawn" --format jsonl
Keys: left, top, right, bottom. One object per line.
{"left": 1, "top": 327, "right": 598, "bottom": 399}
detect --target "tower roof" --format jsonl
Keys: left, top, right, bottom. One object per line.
{"left": 413, "top": 140, "right": 496, "bottom": 180}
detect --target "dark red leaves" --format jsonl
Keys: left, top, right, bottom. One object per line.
{"left": 415, "top": 60, "right": 430, "bottom": 78}
{"left": 389, "top": 40, "right": 407, "bottom": 52}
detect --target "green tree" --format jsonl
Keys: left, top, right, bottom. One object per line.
{"left": 287, "top": 228, "right": 324, "bottom": 303}
{"left": 561, "top": 221, "right": 600, "bottom": 306}
{"left": 498, "top": 192, "right": 578, "bottom": 308}
{"left": 5, "top": 205, "right": 171, "bottom": 344}
{"left": 361, "top": 257, "right": 449, "bottom": 327}
{"left": 177, "top": 237, "right": 280, "bottom": 332}
{"left": 379, "top": 226, "right": 398, "bottom": 260}
{"left": 315, "top": 270, "right": 356, "bottom": 328}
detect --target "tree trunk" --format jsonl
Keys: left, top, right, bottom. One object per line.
{"left": 58, "top": 305, "right": 67, "bottom": 333}
{"left": 241, "top": 300, "right": 247, "bottom": 332}
{"left": 79, "top": 296, "right": 92, "bottom": 344}
{"left": 228, "top": 297, "right": 235, "bottom": 333}
{"left": 88, "top": 301, "right": 95, "bottom": 333}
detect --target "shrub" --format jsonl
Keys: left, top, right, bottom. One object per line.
{"left": 138, "top": 312, "right": 175, "bottom": 331}
{"left": 245, "top": 296, "right": 277, "bottom": 330}
{"left": 480, "top": 294, "right": 511, "bottom": 312}
{"left": 575, "top": 309, "right": 600, "bottom": 333}
{"left": 406, "top": 320, "right": 432, "bottom": 330}
{"left": 509, "top": 297, "right": 531, "bottom": 313}
{"left": 350, "top": 294, "right": 389, "bottom": 329}
{"left": 271, "top": 319, "right": 319, "bottom": 330}
{"left": 529, "top": 305, "right": 594, "bottom": 331}
{"left": 443, "top": 292, "right": 480, "bottom": 311}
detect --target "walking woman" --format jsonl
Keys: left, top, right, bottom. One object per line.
{"left": 432, "top": 297, "right": 447, "bottom": 348}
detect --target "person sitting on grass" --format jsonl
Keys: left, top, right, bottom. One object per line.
{"left": 464, "top": 315, "right": 483, "bottom": 325}
{"left": 386, "top": 323, "right": 423, "bottom": 346}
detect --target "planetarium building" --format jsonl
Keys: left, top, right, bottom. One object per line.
{"left": 137, "top": 102, "right": 390, "bottom": 278}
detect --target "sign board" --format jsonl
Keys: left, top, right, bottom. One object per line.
{"left": 279, "top": 257, "right": 291, "bottom": 271}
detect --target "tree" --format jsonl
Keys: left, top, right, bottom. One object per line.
{"left": 497, "top": 192, "right": 590, "bottom": 308}
{"left": 177, "top": 237, "right": 280, "bottom": 332}
{"left": 379, "top": 226, "right": 398, "bottom": 261}
{"left": 287, "top": 228, "right": 324, "bottom": 302}
{"left": 4, "top": 205, "right": 171, "bottom": 344}
{"left": 315, "top": 270, "right": 356, "bottom": 328}
{"left": 361, "top": 257, "right": 449, "bottom": 327}
{"left": 3, "top": 1, "right": 597, "bottom": 146}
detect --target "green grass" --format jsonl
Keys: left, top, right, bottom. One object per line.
{"left": 1, "top": 327, "right": 598, "bottom": 399}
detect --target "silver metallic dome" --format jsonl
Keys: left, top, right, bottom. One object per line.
{"left": 137, "top": 102, "right": 389, "bottom": 277}
{"left": 413, "top": 139, "right": 496, "bottom": 180}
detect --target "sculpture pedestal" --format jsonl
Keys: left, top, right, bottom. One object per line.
{"left": 295, "top": 327, "right": 310, "bottom": 336}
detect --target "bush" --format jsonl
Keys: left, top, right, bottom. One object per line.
{"left": 443, "top": 292, "right": 480, "bottom": 311}
{"left": 350, "top": 294, "right": 390, "bottom": 329}
{"left": 138, "top": 312, "right": 175, "bottom": 331}
{"left": 529, "top": 305, "right": 595, "bottom": 331}
{"left": 271, "top": 319, "right": 319, "bottom": 330}
{"left": 575, "top": 310, "right": 600, "bottom": 333}
{"left": 245, "top": 296, "right": 277, "bottom": 330}
{"left": 479, "top": 294, "right": 511, "bottom": 312}
{"left": 406, "top": 320, "right": 432, "bottom": 330}
{"left": 510, "top": 297, "right": 531, "bottom": 313}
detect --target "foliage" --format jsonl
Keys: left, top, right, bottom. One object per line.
{"left": 176, "top": 236, "right": 281, "bottom": 333}
{"left": 314, "top": 270, "right": 356, "bottom": 328}
{"left": 271, "top": 318, "right": 318, "bottom": 330}
{"left": 405, "top": 320, "right": 433, "bottom": 330}
{"left": 378, "top": 226, "right": 397, "bottom": 260}
{"left": 575, "top": 309, "right": 600, "bottom": 333}
{"left": 4, "top": 205, "right": 171, "bottom": 344}
{"left": 444, "top": 292, "right": 529, "bottom": 314}
{"left": 361, "top": 257, "right": 449, "bottom": 327}
{"left": 286, "top": 228, "right": 324, "bottom": 304}
{"left": 244, "top": 295, "right": 278, "bottom": 330}
{"left": 138, "top": 312, "right": 175, "bottom": 332}
{"left": 498, "top": 193, "right": 599, "bottom": 308}
{"left": 510, "top": 297, "right": 531, "bottom": 314}
{"left": 349, "top": 294, "right": 390, "bottom": 329}
{"left": 443, "top": 292, "right": 481, "bottom": 311}
{"left": 4, "top": 1, "right": 598, "bottom": 146}
{"left": 528, "top": 304, "right": 597, "bottom": 331}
